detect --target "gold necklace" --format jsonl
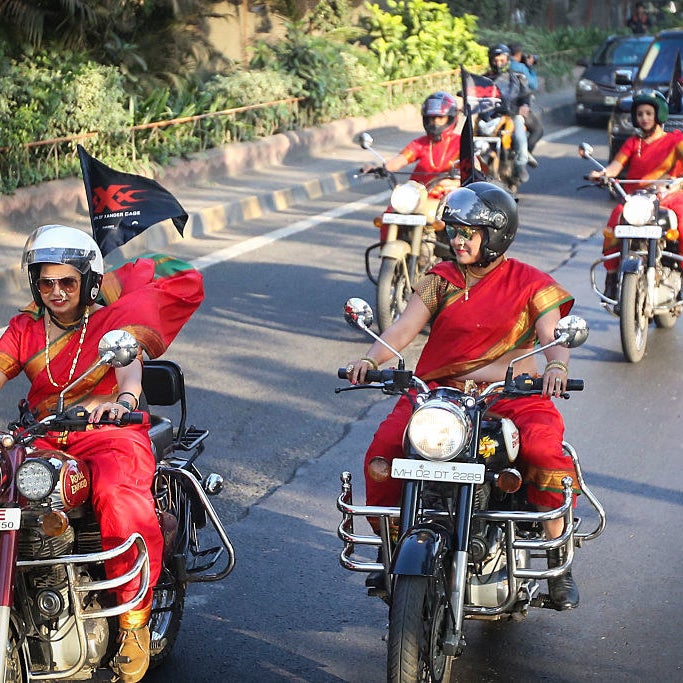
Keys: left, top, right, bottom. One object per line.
{"left": 44, "top": 307, "right": 90, "bottom": 389}
{"left": 428, "top": 139, "right": 449, "bottom": 170}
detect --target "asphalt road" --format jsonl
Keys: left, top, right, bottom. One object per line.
{"left": 2, "top": 119, "right": 682, "bottom": 682}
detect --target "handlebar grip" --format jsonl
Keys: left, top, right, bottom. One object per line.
{"left": 337, "top": 368, "right": 388, "bottom": 383}
{"left": 529, "top": 377, "right": 584, "bottom": 391}
{"left": 120, "top": 411, "right": 145, "bottom": 425}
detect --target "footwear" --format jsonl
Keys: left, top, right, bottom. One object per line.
{"left": 527, "top": 152, "right": 538, "bottom": 168}
{"left": 546, "top": 548, "right": 580, "bottom": 611}
{"left": 112, "top": 625, "right": 151, "bottom": 683}
{"left": 604, "top": 271, "right": 618, "bottom": 300}
{"left": 515, "top": 166, "right": 530, "bottom": 184}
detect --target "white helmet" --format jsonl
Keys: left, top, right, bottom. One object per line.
{"left": 22, "top": 225, "right": 104, "bottom": 307}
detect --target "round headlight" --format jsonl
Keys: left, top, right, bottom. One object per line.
{"left": 16, "top": 459, "right": 57, "bottom": 501}
{"left": 622, "top": 194, "right": 655, "bottom": 226}
{"left": 390, "top": 181, "right": 426, "bottom": 214}
{"left": 407, "top": 400, "right": 472, "bottom": 461}
{"left": 577, "top": 79, "right": 597, "bottom": 92}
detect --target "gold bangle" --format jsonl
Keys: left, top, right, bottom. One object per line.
{"left": 360, "top": 357, "right": 379, "bottom": 370}
{"left": 545, "top": 360, "right": 568, "bottom": 374}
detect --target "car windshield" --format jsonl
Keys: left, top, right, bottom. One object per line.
{"left": 594, "top": 38, "right": 651, "bottom": 67}
{"left": 637, "top": 37, "right": 683, "bottom": 83}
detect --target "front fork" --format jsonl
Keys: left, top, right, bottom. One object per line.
{"left": 620, "top": 238, "right": 657, "bottom": 316}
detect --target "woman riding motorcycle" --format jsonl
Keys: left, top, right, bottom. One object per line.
{"left": 344, "top": 182, "right": 580, "bottom": 610}
{"left": 0, "top": 225, "right": 204, "bottom": 682}
{"left": 588, "top": 89, "right": 683, "bottom": 297}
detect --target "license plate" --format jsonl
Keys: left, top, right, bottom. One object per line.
{"left": 605, "top": 96, "right": 617, "bottom": 105}
{"left": 383, "top": 213, "right": 427, "bottom": 226}
{"left": 391, "top": 458, "right": 485, "bottom": 484}
{"left": 614, "top": 224, "right": 662, "bottom": 239}
{"left": 0, "top": 507, "right": 21, "bottom": 531}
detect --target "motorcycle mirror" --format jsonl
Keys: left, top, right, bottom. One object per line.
{"left": 98, "top": 330, "right": 140, "bottom": 368}
{"left": 343, "top": 297, "right": 374, "bottom": 329}
{"left": 355, "top": 132, "right": 374, "bottom": 150}
{"left": 553, "top": 315, "right": 589, "bottom": 348}
{"left": 578, "top": 142, "right": 593, "bottom": 158}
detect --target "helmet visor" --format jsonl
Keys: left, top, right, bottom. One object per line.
{"left": 438, "top": 188, "right": 491, "bottom": 227}
{"left": 23, "top": 246, "right": 98, "bottom": 274}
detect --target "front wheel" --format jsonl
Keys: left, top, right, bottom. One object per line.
{"left": 3, "top": 626, "right": 25, "bottom": 683}
{"left": 377, "top": 257, "right": 411, "bottom": 333}
{"left": 619, "top": 271, "right": 649, "bottom": 362}
{"left": 387, "top": 574, "right": 454, "bottom": 683}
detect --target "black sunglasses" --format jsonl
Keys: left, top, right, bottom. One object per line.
{"left": 445, "top": 224, "right": 480, "bottom": 241}
{"left": 35, "top": 276, "right": 80, "bottom": 295}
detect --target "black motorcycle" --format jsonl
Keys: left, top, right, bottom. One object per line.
{"left": 335, "top": 299, "right": 605, "bottom": 683}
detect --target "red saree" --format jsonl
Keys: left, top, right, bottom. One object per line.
{"left": 364, "top": 258, "right": 578, "bottom": 512}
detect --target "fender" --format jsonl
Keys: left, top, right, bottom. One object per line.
{"left": 620, "top": 254, "right": 644, "bottom": 275}
{"left": 379, "top": 239, "right": 411, "bottom": 261}
{"left": 391, "top": 523, "right": 451, "bottom": 577}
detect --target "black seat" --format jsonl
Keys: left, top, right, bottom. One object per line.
{"left": 141, "top": 359, "right": 208, "bottom": 461}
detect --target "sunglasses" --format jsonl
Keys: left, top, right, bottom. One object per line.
{"left": 445, "top": 224, "right": 480, "bottom": 241}
{"left": 35, "top": 276, "right": 80, "bottom": 295}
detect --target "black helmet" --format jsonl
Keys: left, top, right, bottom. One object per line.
{"left": 437, "top": 182, "right": 518, "bottom": 263}
{"left": 630, "top": 88, "right": 669, "bottom": 128}
{"left": 421, "top": 91, "right": 458, "bottom": 141}
{"left": 488, "top": 43, "right": 511, "bottom": 72}
{"left": 22, "top": 224, "right": 104, "bottom": 308}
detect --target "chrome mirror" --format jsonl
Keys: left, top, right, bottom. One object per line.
{"left": 344, "top": 298, "right": 374, "bottom": 330}
{"left": 98, "top": 330, "right": 140, "bottom": 368}
{"left": 554, "top": 315, "right": 589, "bottom": 348}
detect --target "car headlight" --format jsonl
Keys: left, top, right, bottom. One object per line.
{"left": 390, "top": 180, "right": 427, "bottom": 214}
{"left": 622, "top": 194, "right": 656, "bottom": 226}
{"left": 16, "top": 459, "right": 58, "bottom": 501}
{"left": 407, "top": 400, "right": 472, "bottom": 462}
{"left": 577, "top": 79, "right": 597, "bottom": 92}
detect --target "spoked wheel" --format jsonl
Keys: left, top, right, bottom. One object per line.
{"left": 3, "top": 628, "right": 25, "bottom": 683}
{"left": 387, "top": 572, "right": 454, "bottom": 683}
{"left": 149, "top": 567, "right": 187, "bottom": 669}
{"left": 377, "top": 257, "right": 411, "bottom": 333}
{"left": 619, "top": 271, "right": 649, "bottom": 363}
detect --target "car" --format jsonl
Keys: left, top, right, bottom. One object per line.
{"left": 608, "top": 29, "right": 683, "bottom": 160}
{"left": 575, "top": 33, "right": 653, "bottom": 126}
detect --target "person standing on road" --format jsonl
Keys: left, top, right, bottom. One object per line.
{"left": 343, "top": 182, "right": 580, "bottom": 611}
{"left": 586, "top": 89, "right": 683, "bottom": 298}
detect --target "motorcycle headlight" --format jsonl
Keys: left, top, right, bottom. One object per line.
{"left": 407, "top": 400, "right": 472, "bottom": 462}
{"left": 622, "top": 194, "right": 656, "bottom": 226}
{"left": 390, "top": 180, "right": 427, "bottom": 214}
{"left": 16, "top": 459, "right": 58, "bottom": 501}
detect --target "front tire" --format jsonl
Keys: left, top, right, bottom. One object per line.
{"left": 619, "top": 271, "right": 649, "bottom": 362}
{"left": 387, "top": 574, "right": 454, "bottom": 683}
{"left": 377, "top": 257, "right": 411, "bottom": 333}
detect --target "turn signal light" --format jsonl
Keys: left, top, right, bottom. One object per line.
{"left": 494, "top": 468, "right": 523, "bottom": 493}
{"left": 39, "top": 510, "right": 69, "bottom": 537}
{"left": 373, "top": 216, "right": 384, "bottom": 228}
{"left": 367, "top": 457, "right": 391, "bottom": 482}
{"left": 602, "top": 227, "right": 614, "bottom": 239}
{"left": 433, "top": 219, "right": 446, "bottom": 232}
{"left": 665, "top": 228, "right": 679, "bottom": 241}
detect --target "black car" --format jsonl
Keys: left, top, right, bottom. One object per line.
{"left": 576, "top": 34, "right": 653, "bottom": 126}
{"left": 608, "top": 29, "right": 683, "bottom": 159}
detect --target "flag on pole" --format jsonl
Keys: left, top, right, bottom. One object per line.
{"left": 667, "top": 50, "right": 682, "bottom": 116}
{"left": 459, "top": 67, "right": 488, "bottom": 186}
{"left": 460, "top": 66, "right": 502, "bottom": 119}
{"left": 78, "top": 144, "right": 187, "bottom": 256}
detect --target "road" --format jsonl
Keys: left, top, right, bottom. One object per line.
{"left": 2, "top": 121, "right": 682, "bottom": 682}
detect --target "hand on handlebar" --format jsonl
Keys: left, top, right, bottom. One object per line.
{"left": 360, "top": 164, "right": 387, "bottom": 177}
{"left": 88, "top": 400, "right": 132, "bottom": 424}
{"left": 542, "top": 366, "right": 567, "bottom": 398}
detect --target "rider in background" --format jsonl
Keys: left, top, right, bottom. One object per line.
{"left": 587, "top": 89, "right": 683, "bottom": 298}
{"left": 344, "top": 182, "right": 580, "bottom": 611}
{"left": 508, "top": 42, "right": 543, "bottom": 169}
{"left": 483, "top": 43, "right": 533, "bottom": 185}
{"left": 0, "top": 225, "right": 204, "bottom": 683}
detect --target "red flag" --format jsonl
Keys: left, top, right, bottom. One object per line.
{"left": 461, "top": 66, "right": 502, "bottom": 119}
{"left": 78, "top": 145, "right": 187, "bottom": 257}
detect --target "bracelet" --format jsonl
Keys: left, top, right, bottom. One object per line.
{"left": 545, "top": 360, "right": 568, "bottom": 374}
{"left": 117, "top": 399, "right": 134, "bottom": 411}
{"left": 361, "top": 357, "right": 379, "bottom": 370}
{"left": 117, "top": 392, "right": 139, "bottom": 410}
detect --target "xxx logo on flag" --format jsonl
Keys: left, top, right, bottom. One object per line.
{"left": 92, "top": 185, "right": 147, "bottom": 215}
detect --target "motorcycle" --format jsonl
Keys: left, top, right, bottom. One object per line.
{"left": 579, "top": 141, "right": 683, "bottom": 363}
{"left": 0, "top": 329, "right": 235, "bottom": 681}
{"left": 356, "top": 131, "right": 459, "bottom": 332}
{"left": 335, "top": 298, "right": 605, "bottom": 683}
{"left": 474, "top": 112, "right": 522, "bottom": 193}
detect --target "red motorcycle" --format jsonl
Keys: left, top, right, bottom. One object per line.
{"left": 0, "top": 330, "right": 235, "bottom": 681}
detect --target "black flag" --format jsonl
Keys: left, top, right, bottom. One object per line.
{"left": 459, "top": 67, "right": 488, "bottom": 186}
{"left": 78, "top": 144, "right": 187, "bottom": 256}
{"left": 668, "top": 50, "right": 683, "bottom": 116}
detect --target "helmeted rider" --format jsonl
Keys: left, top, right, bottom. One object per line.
{"left": 344, "top": 181, "right": 581, "bottom": 610}
{"left": 586, "top": 88, "right": 683, "bottom": 298}
{"left": 0, "top": 224, "right": 204, "bottom": 682}
{"left": 362, "top": 90, "right": 462, "bottom": 184}
{"left": 483, "top": 43, "right": 533, "bottom": 185}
